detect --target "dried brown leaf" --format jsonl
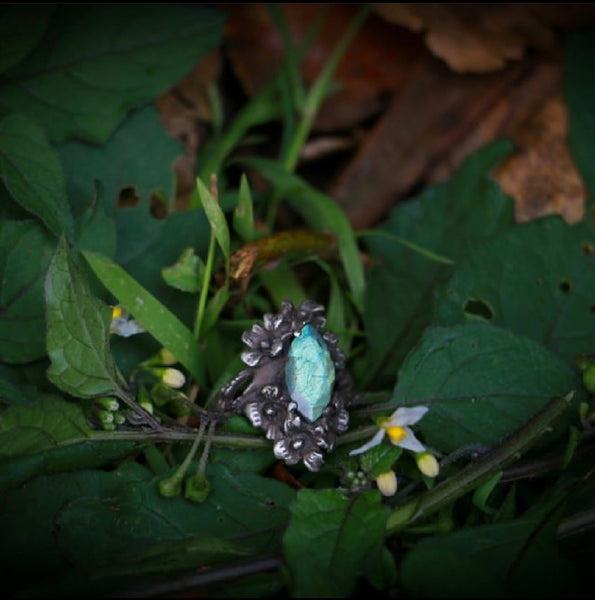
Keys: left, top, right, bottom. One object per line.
{"left": 374, "top": 4, "right": 595, "bottom": 73}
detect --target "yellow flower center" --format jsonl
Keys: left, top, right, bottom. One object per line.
{"left": 111, "top": 306, "right": 123, "bottom": 319}
{"left": 385, "top": 425, "right": 408, "bottom": 444}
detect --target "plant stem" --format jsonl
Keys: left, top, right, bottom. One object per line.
{"left": 282, "top": 4, "right": 372, "bottom": 173}
{"left": 194, "top": 228, "right": 216, "bottom": 339}
{"left": 385, "top": 394, "right": 573, "bottom": 535}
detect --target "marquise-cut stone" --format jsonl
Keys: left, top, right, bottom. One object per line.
{"left": 285, "top": 324, "right": 335, "bottom": 421}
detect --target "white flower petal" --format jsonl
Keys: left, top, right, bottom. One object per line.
{"left": 348, "top": 429, "right": 386, "bottom": 456}
{"left": 396, "top": 427, "right": 426, "bottom": 452}
{"left": 387, "top": 406, "right": 429, "bottom": 426}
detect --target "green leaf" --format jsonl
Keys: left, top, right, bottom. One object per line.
{"left": 0, "top": 395, "right": 137, "bottom": 491}
{"left": 361, "top": 140, "right": 515, "bottom": 388}
{"left": 391, "top": 322, "right": 584, "bottom": 453}
{"left": 400, "top": 500, "right": 584, "bottom": 598}
{"left": 45, "top": 237, "right": 124, "bottom": 398}
{"left": 565, "top": 29, "right": 595, "bottom": 197}
{"left": 196, "top": 176, "right": 231, "bottom": 263}
{"left": 162, "top": 247, "right": 205, "bottom": 293}
{"left": 82, "top": 250, "right": 205, "bottom": 385}
{"left": 241, "top": 156, "right": 366, "bottom": 309}
{"left": 233, "top": 173, "right": 256, "bottom": 242}
{"left": 0, "top": 5, "right": 226, "bottom": 142}
{"left": 434, "top": 216, "right": 595, "bottom": 367}
{"left": 56, "top": 104, "right": 182, "bottom": 217}
{"left": 283, "top": 489, "right": 389, "bottom": 597}
{"left": 0, "top": 114, "right": 74, "bottom": 238}
{"left": 0, "top": 5, "right": 53, "bottom": 73}
{"left": 0, "top": 461, "right": 295, "bottom": 596}
{"left": 0, "top": 461, "right": 150, "bottom": 594}
{"left": 0, "top": 219, "right": 55, "bottom": 363}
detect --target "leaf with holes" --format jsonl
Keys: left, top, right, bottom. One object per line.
{"left": 390, "top": 322, "right": 584, "bottom": 454}
{"left": 56, "top": 105, "right": 182, "bottom": 217}
{"left": 0, "top": 5, "right": 226, "bottom": 142}
{"left": 434, "top": 215, "right": 595, "bottom": 367}
{"left": 360, "top": 140, "right": 515, "bottom": 389}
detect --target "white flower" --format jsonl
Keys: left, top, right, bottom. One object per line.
{"left": 349, "top": 406, "right": 428, "bottom": 456}
{"left": 110, "top": 306, "right": 145, "bottom": 338}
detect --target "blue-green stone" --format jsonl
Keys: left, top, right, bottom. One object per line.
{"left": 285, "top": 324, "right": 335, "bottom": 421}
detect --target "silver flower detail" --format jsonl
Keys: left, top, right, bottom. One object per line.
{"left": 217, "top": 300, "right": 353, "bottom": 471}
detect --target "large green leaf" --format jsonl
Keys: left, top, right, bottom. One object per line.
{"left": 0, "top": 395, "right": 137, "bottom": 491}
{"left": 565, "top": 29, "right": 595, "bottom": 198}
{"left": 361, "top": 140, "right": 515, "bottom": 388}
{"left": 0, "top": 461, "right": 295, "bottom": 596}
{"left": 82, "top": 250, "right": 205, "bottom": 384}
{"left": 45, "top": 237, "right": 124, "bottom": 398}
{"left": 0, "top": 114, "right": 74, "bottom": 238}
{"left": 0, "top": 219, "right": 55, "bottom": 363}
{"left": 390, "top": 322, "right": 584, "bottom": 454}
{"left": 57, "top": 104, "right": 182, "bottom": 217}
{"left": 400, "top": 500, "right": 584, "bottom": 598}
{"left": 434, "top": 216, "right": 595, "bottom": 366}
{"left": 283, "top": 489, "right": 389, "bottom": 597}
{"left": 0, "top": 5, "right": 226, "bottom": 142}
{"left": 0, "top": 5, "right": 53, "bottom": 74}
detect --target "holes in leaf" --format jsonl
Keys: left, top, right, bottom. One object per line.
{"left": 582, "top": 242, "right": 593, "bottom": 256}
{"left": 117, "top": 186, "right": 139, "bottom": 207}
{"left": 464, "top": 298, "right": 494, "bottom": 321}
{"left": 558, "top": 278, "right": 572, "bottom": 294}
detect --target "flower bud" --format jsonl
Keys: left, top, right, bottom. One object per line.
{"left": 96, "top": 396, "right": 120, "bottom": 412}
{"left": 161, "top": 368, "right": 186, "bottom": 389}
{"left": 416, "top": 452, "right": 439, "bottom": 478}
{"left": 375, "top": 470, "right": 398, "bottom": 496}
{"left": 185, "top": 473, "right": 211, "bottom": 503}
{"left": 159, "top": 348, "right": 178, "bottom": 365}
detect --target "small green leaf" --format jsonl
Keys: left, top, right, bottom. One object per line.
{"left": 0, "top": 114, "right": 74, "bottom": 239}
{"left": 0, "top": 219, "right": 55, "bottom": 363}
{"left": 82, "top": 250, "right": 205, "bottom": 385}
{"left": 392, "top": 322, "right": 585, "bottom": 453}
{"left": 0, "top": 5, "right": 226, "bottom": 142}
{"left": 283, "top": 488, "right": 389, "bottom": 597}
{"left": 472, "top": 471, "right": 503, "bottom": 514}
{"left": 0, "top": 5, "right": 53, "bottom": 73}
{"left": 196, "top": 176, "right": 230, "bottom": 263}
{"left": 241, "top": 156, "right": 366, "bottom": 309}
{"left": 45, "top": 238, "right": 124, "bottom": 398}
{"left": 161, "top": 247, "right": 205, "bottom": 293}
{"left": 233, "top": 173, "right": 255, "bottom": 242}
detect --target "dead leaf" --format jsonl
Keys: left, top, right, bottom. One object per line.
{"left": 222, "top": 3, "right": 424, "bottom": 131}
{"left": 156, "top": 50, "right": 222, "bottom": 209}
{"left": 493, "top": 93, "right": 586, "bottom": 224}
{"left": 374, "top": 4, "right": 595, "bottom": 73}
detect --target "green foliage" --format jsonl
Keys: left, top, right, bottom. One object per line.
{"left": 361, "top": 139, "right": 515, "bottom": 389}
{"left": 0, "top": 4, "right": 225, "bottom": 142}
{"left": 45, "top": 238, "right": 125, "bottom": 398}
{"left": 283, "top": 489, "right": 391, "bottom": 597}
{"left": 0, "top": 6, "right": 594, "bottom": 598}
{"left": 0, "top": 219, "right": 55, "bottom": 362}
{"left": 392, "top": 322, "right": 584, "bottom": 453}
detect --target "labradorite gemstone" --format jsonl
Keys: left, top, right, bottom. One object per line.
{"left": 285, "top": 324, "right": 335, "bottom": 421}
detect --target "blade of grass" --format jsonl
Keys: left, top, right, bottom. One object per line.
{"left": 82, "top": 250, "right": 205, "bottom": 386}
